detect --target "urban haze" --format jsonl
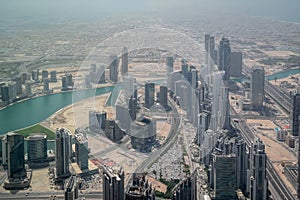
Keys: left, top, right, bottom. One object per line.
{"left": 0, "top": 0, "right": 300, "bottom": 200}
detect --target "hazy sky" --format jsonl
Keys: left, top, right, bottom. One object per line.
{"left": 0, "top": 0, "right": 300, "bottom": 23}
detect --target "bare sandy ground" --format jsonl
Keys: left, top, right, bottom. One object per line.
{"left": 42, "top": 93, "right": 110, "bottom": 133}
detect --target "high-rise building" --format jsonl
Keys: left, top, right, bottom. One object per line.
{"left": 250, "top": 66, "right": 265, "bottom": 110}
{"left": 64, "top": 175, "right": 79, "bottom": 200}
{"left": 25, "top": 80, "right": 34, "bottom": 97}
{"left": 104, "top": 119, "right": 124, "bottom": 142}
{"left": 292, "top": 92, "right": 300, "bottom": 136}
{"left": 145, "top": 82, "right": 155, "bottom": 109}
{"left": 125, "top": 173, "right": 155, "bottom": 200}
{"left": 42, "top": 70, "right": 49, "bottom": 81}
{"left": 109, "top": 54, "right": 119, "bottom": 83}
{"left": 55, "top": 128, "right": 72, "bottom": 179}
{"left": 191, "top": 69, "right": 198, "bottom": 89}
{"left": 61, "top": 76, "right": 67, "bottom": 91}
{"left": 32, "top": 70, "right": 38, "bottom": 81}
{"left": 172, "top": 170, "right": 197, "bottom": 200}
{"left": 166, "top": 56, "right": 174, "bottom": 75}
{"left": 21, "top": 72, "right": 30, "bottom": 84}
{"left": 205, "top": 34, "right": 210, "bottom": 65}
{"left": 14, "top": 76, "right": 22, "bottom": 95}
{"left": 7, "top": 81, "right": 16, "bottom": 102}
{"left": 213, "top": 154, "right": 237, "bottom": 200}
{"left": 229, "top": 52, "right": 243, "bottom": 77}
{"left": 66, "top": 73, "right": 73, "bottom": 87}
{"left": 124, "top": 75, "right": 135, "bottom": 101}
{"left": 1, "top": 84, "right": 9, "bottom": 104}
{"left": 27, "top": 134, "right": 48, "bottom": 167}
{"left": 128, "top": 96, "right": 137, "bottom": 121}
{"left": 74, "top": 132, "right": 89, "bottom": 171}
{"left": 50, "top": 71, "right": 57, "bottom": 82}
{"left": 159, "top": 85, "right": 168, "bottom": 109}
{"left": 220, "top": 86, "right": 230, "bottom": 129}
{"left": 43, "top": 78, "right": 50, "bottom": 92}
{"left": 218, "top": 37, "right": 231, "bottom": 80}
{"left": 236, "top": 140, "right": 248, "bottom": 192}
{"left": 209, "top": 36, "right": 216, "bottom": 67}
{"left": 102, "top": 164, "right": 124, "bottom": 200}
{"left": 0, "top": 135, "right": 4, "bottom": 164}
{"left": 297, "top": 117, "right": 300, "bottom": 199}
{"left": 89, "top": 110, "right": 106, "bottom": 132}
{"left": 116, "top": 104, "right": 131, "bottom": 132}
{"left": 121, "top": 47, "right": 128, "bottom": 76}
{"left": 249, "top": 138, "right": 267, "bottom": 200}
{"left": 4, "top": 133, "right": 26, "bottom": 179}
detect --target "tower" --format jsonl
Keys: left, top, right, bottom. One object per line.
{"left": 159, "top": 85, "right": 168, "bottom": 109}
{"left": 55, "top": 128, "right": 72, "bottom": 179}
{"left": 250, "top": 66, "right": 265, "bottom": 110}
{"left": 27, "top": 134, "right": 48, "bottom": 167}
{"left": 121, "top": 47, "right": 128, "bottom": 76}
{"left": 213, "top": 154, "right": 237, "bottom": 200}
{"left": 74, "top": 132, "right": 89, "bottom": 171}
{"left": 218, "top": 37, "right": 231, "bottom": 80}
{"left": 229, "top": 52, "right": 243, "bottom": 77}
{"left": 102, "top": 165, "right": 124, "bottom": 200}
{"left": 292, "top": 92, "right": 300, "bottom": 136}
{"left": 205, "top": 34, "right": 210, "bottom": 65}
{"left": 5, "top": 133, "right": 26, "bottom": 179}
{"left": 109, "top": 54, "right": 118, "bottom": 83}
{"left": 145, "top": 82, "right": 155, "bottom": 109}
{"left": 249, "top": 138, "right": 267, "bottom": 200}
{"left": 297, "top": 116, "right": 300, "bottom": 199}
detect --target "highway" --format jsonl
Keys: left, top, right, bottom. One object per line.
{"left": 125, "top": 96, "right": 182, "bottom": 189}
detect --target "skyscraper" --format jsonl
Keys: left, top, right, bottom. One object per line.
{"left": 14, "top": 76, "right": 22, "bottom": 95}
{"left": 229, "top": 52, "right": 243, "bottom": 77}
{"left": 166, "top": 56, "right": 174, "bottom": 75}
{"left": 7, "top": 81, "right": 16, "bottom": 102}
{"left": 297, "top": 117, "right": 300, "bottom": 199}
{"left": 102, "top": 165, "right": 124, "bottom": 200}
{"left": 89, "top": 110, "right": 106, "bottom": 132}
{"left": 218, "top": 37, "right": 231, "bottom": 80}
{"left": 5, "top": 133, "right": 26, "bottom": 178}
{"left": 43, "top": 78, "right": 50, "bottom": 92}
{"left": 74, "top": 132, "right": 89, "bottom": 171}
{"left": 125, "top": 174, "right": 155, "bottom": 200}
{"left": 205, "top": 34, "right": 210, "bottom": 65}
{"left": 64, "top": 176, "right": 79, "bottom": 200}
{"left": 250, "top": 66, "right": 265, "bottom": 110}
{"left": 55, "top": 128, "right": 72, "bottom": 179}
{"left": 292, "top": 92, "right": 300, "bottom": 136}
{"left": 220, "top": 86, "right": 230, "bottom": 129}
{"left": 213, "top": 154, "right": 237, "bottom": 200}
{"left": 209, "top": 36, "right": 216, "bottom": 67}
{"left": 236, "top": 140, "right": 248, "bottom": 192}
{"left": 25, "top": 80, "right": 34, "bottom": 97}
{"left": 50, "top": 71, "right": 57, "bottom": 82}
{"left": 1, "top": 84, "right": 9, "bottom": 104}
{"left": 121, "top": 47, "right": 128, "bottom": 76}
{"left": 42, "top": 70, "right": 49, "bottom": 81}
{"left": 159, "top": 85, "right": 168, "bottom": 109}
{"left": 27, "top": 134, "right": 48, "bottom": 167}
{"left": 109, "top": 54, "right": 119, "bottom": 83}
{"left": 145, "top": 82, "right": 155, "bottom": 109}
{"left": 249, "top": 138, "right": 267, "bottom": 200}
{"left": 172, "top": 170, "right": 197, "bottom": 200}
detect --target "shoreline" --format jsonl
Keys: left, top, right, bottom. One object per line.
{"left": 0, "top": 84, "right": 114, "bottom": 111}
